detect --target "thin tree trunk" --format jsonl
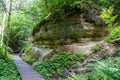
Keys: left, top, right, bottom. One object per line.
{"left": 5, "top": 0, "right": 12, "bottom": 61}
{"left": 44, "top": 0, "right": 48, "bottom": 8}
{"left": 1, "top": 13, "right": 5, "bottom": 46}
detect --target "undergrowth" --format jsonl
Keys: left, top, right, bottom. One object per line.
{"left": 0, "top": 59, "right": 21, "bottom": 80}
{"left": 67, "top": 55, "right": 120, "bottom": 80}
{"left": 34, "top": 52, "right": 80, "bottom": 79}
{"left": 22, "top": 54, "right": 34, "bottom": 64}
{"left": 0, "top": 46, "right": 21, "bottom": 80}
{"left": 106, "top": 26, "right": 120, "bottom": 43}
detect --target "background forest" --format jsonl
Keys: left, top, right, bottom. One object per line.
{"left": 0, "top": 0, "right": 120, "bottom": 80}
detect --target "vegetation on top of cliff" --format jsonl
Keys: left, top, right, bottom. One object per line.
{"left": 25, "top": 0, "right": 92, "bottom": 22}
{"left": 30, "top": 0, "right": 94, "bottom": 35}
{"left": 31, "top": 0, "right": 120, "bottom": 36}
{"left": 28, "top": 0, "right": 107, "bottom": 35}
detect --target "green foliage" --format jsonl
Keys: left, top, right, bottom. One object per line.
{"left": 0, "top": 46, "right": 12, "bottom": 60}
{"left": 4, "top": 12, "right": 33, "bottom": 50}
{"left": 22, "top": 54, "right": 34, "bottom": 64}
{"left": 23, "top": 0, "right": 93, "bottom": 24}
{"left": 67, "top": 58, "right": 120, "bottom": 80}
{"left": 87, "top": 59, "right": 120, "bottom": 80}
{"left": 67, "top": 73, "right": 87, "bottom": 80}
{"left": 34, "top": 52, "right": 77, "bottom": 79}
{"left": 106, "top": 26, "right": 120, "bottom": 43}
{"left": 96, "top": 0, "right": 114, "bottom": 8}
{"left": 74, "top": 50, "right": 85, "bottom": 60}
{"left": 25, "top": 45, "right": 32, "bottom": 52}
{"left": 23, "top": 0, "right": 120, "bottom": 25}
{"left": 91, "top": 44, "right": 106, "bottom": 55}
{"left": 0, "top": 59, "right": 21, "bottom": 80}
{"left": 101, "top": 8, "right": 117, "bottom": 28}
{"left": 0, "top": 0, "right": 6, "bottom": 12}
{"left": 100, "top": 7, "right": 117, "bottom": 28}
{"left": 0, "top": 46, "right": 5, "bottom": 59}
{"left": 96, "top": 0, "right": 120, "bottom": 14}
{"left": 100, "top": 7, "right": 120, "bottom": 43}
{"left": 91, "top": 44, "right": 101, "bottom": 53}
{"left": 0, "top": 46, "right": 20, "bottom": 80}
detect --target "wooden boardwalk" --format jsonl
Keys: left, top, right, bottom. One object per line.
{"left": 12, "top": 55, "right": 44, "bottom": 80}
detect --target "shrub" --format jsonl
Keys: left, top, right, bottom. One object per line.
{"left": 91, "top": 44, "right": 106, "bottom": 54}
{"left": 106, "top": 26, "right": 120, "bottom": 43}
{"left": 87, "top": 59, "right": 120, "bottom": 80}
{"left": 0, "top": 59, "right": 21, "bottom": 80}
{"left": 25, "top": 44, "right": 32, "bottom": 52}
{"left": 0, "top": 46, "right": 5, "bottom": 59}
{"left": 91, "top": 44, "right": 100, "bottom": 53}
{"left": 0, "top": 46, "right": 12, "bottom": 60}
{"left": 22, "top": 54, "right": 34, "bottom": 64}
{"left": 74, "top": 50, "right": 85, "bottom": 61}
{"left": 67, "top": 73, "right": 87, "bottom": 80}
{"left": 100, "top": 7, "right": 120, "bottom": 44}
{"left": 67, "top": 58, "right": 120, "bottom": 80}
{"left": 0, "top": 46, "right": 21, "bottom": 80}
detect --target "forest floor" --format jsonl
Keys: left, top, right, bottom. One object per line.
{"left": 12, "top": 54, "right": 44, "bottom": 80}
{"left": 67, "top": 40, "right": 116, "bottom": 75}
{"left": 51, "top": 40, "right": 117, "bottom": 79}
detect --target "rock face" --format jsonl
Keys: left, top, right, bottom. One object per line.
{"left": 31, "top": 14, "right": 105, "bottom": 47}
{"left": 29, "top": 14, "right": 105, "bottom": 60}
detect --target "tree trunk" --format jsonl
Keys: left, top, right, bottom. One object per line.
{"left": 1, "top": 13, "right": 5, "bottom": 46}
{"left": 5, "top": 0, "right": 12, "bottom": 61}
{"left": 44, "top": 0, "right": 48, "bottom": 8}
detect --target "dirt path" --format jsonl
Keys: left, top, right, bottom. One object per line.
{"left": 12, "top": 54, "right": 44, "bottom": 80}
